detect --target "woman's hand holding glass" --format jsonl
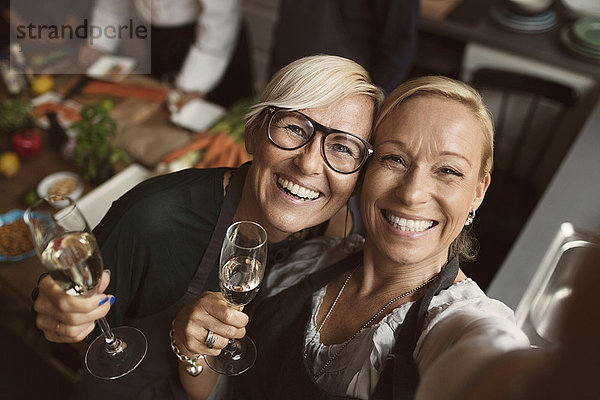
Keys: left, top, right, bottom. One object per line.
{"left": 204, "top": 221, "right": 267, "bottom": 375}
{"left": 34, "top": 270, "right": 113, "bottom": 343}
{"left": 173, "top": 291, "right": 249, "bottom": 358}
{"left": 25, "top": 195, "right": 147, "bottom": 379}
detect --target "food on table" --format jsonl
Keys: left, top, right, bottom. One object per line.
{"left": 47, "top": 176, "right": 78, "bottom": 198}
{"left": 32, "top": 101, "right": 81, "bottom": 124}
{"left": 0, "top": 151, "right": 19, "bottom": 177}
{"left": 0, "top": 99, "right": 31, "bottom": 133}
{"left": 11, "top": 129, "right": 42, "bottom": 157}
{"left": 0, "top": 218, "right": 34, "bottom": 257}
{"left": 156, "top": 131, "right": 251, "bottom": 174}
{"left": 83, "top": 81, "right": 167, "bottom": 102}
{"left": 21, "top": 189, "right": 39, "bottom": 207}
{"left": 31, "top": 75, "right": 54, "bottom": 95}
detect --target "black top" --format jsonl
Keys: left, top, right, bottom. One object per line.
{"left": 94, "top": 166, "right": 325, "bottom": 327}
{"left": 94, "top": 167, "right": 229, "bottom": 326}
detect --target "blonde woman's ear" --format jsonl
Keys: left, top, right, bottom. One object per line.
{"left": 244, "top": 126, "right": 256, "bottom": 155}
{"left": 472, "top": 172, "right": 491, "bottom": 211}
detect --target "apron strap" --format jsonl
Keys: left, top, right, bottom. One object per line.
{"left": 373, "top": 254, "right": 460, "bottom": 400}
{"left": 180, "top": 162, "right": 250, "bottom": 304}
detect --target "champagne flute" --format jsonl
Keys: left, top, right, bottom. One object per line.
{"left": 24, "top": 195, "right": 147, "bottom": 379}
{"left": 205, "top": 221, "right": 267, "bottom": 376}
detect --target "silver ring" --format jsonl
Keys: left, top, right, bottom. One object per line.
{"left": 55, "top": 321, "right": 61, "bottom": 335}
{"left": 205, "top": 330, "right": 216, "bottom": 349}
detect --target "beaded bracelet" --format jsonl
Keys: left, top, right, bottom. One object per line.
{"left": 169, "top": 320, "right": 205, "bottom": 377}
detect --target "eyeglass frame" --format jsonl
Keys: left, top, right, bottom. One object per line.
{"left": 265, "top": 107, "right": 374, "bottom": 174}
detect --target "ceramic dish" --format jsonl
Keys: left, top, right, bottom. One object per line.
{"left": 571, "top": 17, "right": 600, "bottom": 49}
{"left": 87, "top": 55, "right": 136, "bottom": 82}
{"left": 490, "top": 4, "right": 558, "bottom": 33}
{"left": 506, "top": 0, "right": 554, "bottom": 16}
{"left": 0, "top": 209, "right": 35, "bottom": 262}
{"left": 560, "top": 26, "right": 600, "bottom": 62}
{"left": 37, "top": 171, "right": 84, "bottom": 207}
{"left": 170, "top": 98, "right": 226, "bottom": 132}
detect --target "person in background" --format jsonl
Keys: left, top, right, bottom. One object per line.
{"left": 176, "top": 75, "right": 539, "bottom": 399}
{"left": 31, "top": 55, "right": 384, "bottom": 399}
{"left": 270, "top": 0, "right": 419, "bottom": 95}
{"left": 79, "top": 0, "right": 253, "bottom": 108}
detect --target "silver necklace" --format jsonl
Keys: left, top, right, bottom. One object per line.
{"left": 305, "top": 268, "right": 437, "bottom": 380}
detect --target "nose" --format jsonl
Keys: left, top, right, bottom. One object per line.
{"left": 292, "top": 133, "right": 325, "bottom": 175}
{"left": 394, "top": 167, "right": 428, "bottom": 205}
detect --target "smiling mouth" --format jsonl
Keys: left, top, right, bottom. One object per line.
{"left": 277, "top": 176, "right": 321, "bottom": 201}
{"left": 383, "top": 210, "right": 437, "bottom": 232}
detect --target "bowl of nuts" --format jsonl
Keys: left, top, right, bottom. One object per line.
{"left": 36, "top": 171, "right": 84, "bottom": 207}
{"left": 0, "top": 209, "right": 35, "bottom": 262}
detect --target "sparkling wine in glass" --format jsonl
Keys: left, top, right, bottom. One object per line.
{"left": 205, "top": 221, "right": 267, "bottom": 376}
{"left": 25, "top": 195, "right": 147, "bottom": 379}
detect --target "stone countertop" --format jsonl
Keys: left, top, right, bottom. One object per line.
{"left": 487, "top": 90, "right": 600, "bottom": 309}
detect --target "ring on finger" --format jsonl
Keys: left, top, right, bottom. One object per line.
{"left": 55, "top": 321, "right": 61, "bottom": 335}
{"left": 205, "top": 330, "right": 216, "bottom": 349}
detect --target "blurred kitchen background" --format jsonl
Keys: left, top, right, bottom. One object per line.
{"left": 1, "top": 0, "right": 600, "bottom": 398}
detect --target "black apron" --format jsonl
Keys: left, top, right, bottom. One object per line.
{"left": 229, "top": 252, "right": 460, "bottom": 400}
{"left": 71, "top": 163, "right": 250, "bottom": 400}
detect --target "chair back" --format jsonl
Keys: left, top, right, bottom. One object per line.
{"left": 472, "top": 68, "right": 579, "bottom": 193}
{"left": 466, "top": 68, "right": 580, "bottom": 289}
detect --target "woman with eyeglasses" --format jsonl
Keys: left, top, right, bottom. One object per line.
{"left": 181, "top": 76, "right": 533, "bottom": 399}
{"left": 31, "top": 55, "right": 384, "bottom": 399}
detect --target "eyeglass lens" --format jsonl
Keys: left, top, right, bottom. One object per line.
{"left": 268, "top": 110, "right": 368, "bottom": 173}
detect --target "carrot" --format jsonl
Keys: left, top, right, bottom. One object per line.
{"left": 211, "top": 139, "right": 239, "bottom": 168}
{"left": 201, "top": 133, "right": 235, "bottom": 166}
{"left": 222, "top": 144, "right": 242, "bottom": 168}
{"left": 83, "top": 81, "right": 167, "bottom": 102}
{"left": 162, "top": 134, "right": 213, "bottom": 163}
{"left": 193, "top": 159, "right": 208, "bottom": 169}
{"left": 208, "top": 140, "right": 237, "bottom": 167}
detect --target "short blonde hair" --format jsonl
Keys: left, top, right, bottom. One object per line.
{"left": 375, "top": 75, "right": 494, "bottom": 177}
{"left": 245, "top": 55, "right": 384, "bottom": 134}
{"left": 374, "top": 76, "right": 495, "bottom": 261}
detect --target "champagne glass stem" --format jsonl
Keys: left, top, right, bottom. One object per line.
{"left": 97, "top": 317, "right": 126, "bottom": 354}
{"left": 223, "top": 339, "right": 241, "bottom": 361}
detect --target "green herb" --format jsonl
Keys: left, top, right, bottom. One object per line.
{"left": 71, "top": 102, "right": 131, "bottom": 182}
{"left": 0, "top": 99, "right": 32, "bottom": 134}
{"left": 208, "top": 97, "right": 254, "bottom": 143}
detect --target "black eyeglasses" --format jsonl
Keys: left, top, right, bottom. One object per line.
{"left": 266, "top": 108, "right": 373, "bottom": 174}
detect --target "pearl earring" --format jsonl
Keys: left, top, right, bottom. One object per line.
{"left": 465, "top": 210, "right": 475, "bottom": 226}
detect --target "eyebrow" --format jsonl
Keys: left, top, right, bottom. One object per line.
{"left": 377, "top": 139, "right": 474, "bottom": 168}
{"left": 439, "top": 151, "right": 473, "bottom": 168}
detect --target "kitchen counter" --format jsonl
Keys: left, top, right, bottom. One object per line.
{"left": 421, "top": 0, "right": 600, "bottom": 80}
{"left": 488, "top": 89, "right": 600, "bottom": 310}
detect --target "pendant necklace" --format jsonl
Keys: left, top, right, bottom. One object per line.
{"left": 304, "top": 268, "right": 437, "bottom": 380}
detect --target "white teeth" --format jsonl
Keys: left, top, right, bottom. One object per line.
{"left": 278, "top": 177, "right": 320, "bottom": 200}
{"left": 385, "top": 211, "right": 434, "bottom": 232}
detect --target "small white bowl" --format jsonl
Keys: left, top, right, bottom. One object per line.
{"left": 37, "top": 171, "right": 84, "bottom": 206}
{"left": 507, "top": 0, "right": 554, "bottom": 15}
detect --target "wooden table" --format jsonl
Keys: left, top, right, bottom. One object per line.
{"left": 0, "top": 74, "right": 174, "bottom": 381}
{"left": 0, "top": 130, "right": 93, "bottom": 304}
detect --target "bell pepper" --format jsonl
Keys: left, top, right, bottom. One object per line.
{"left": 12, "top": 128, "right": 42, "bottom": 157}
